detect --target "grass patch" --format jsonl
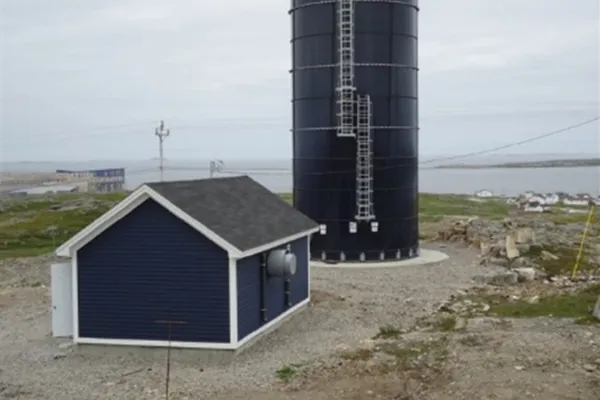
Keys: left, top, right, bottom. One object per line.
{"left": 379, "top": 336, "right": 450, "bottom": 367}
{"left": 431, "top": 315, "right": 462, "bottom": 332}
{"left": 481, "top": 283, "right": 600, "bottom": 322}
{"left": 536, "top": 246, "right": 597, "bottom": 276}
{"left": 279, "top": 192, "right": 292, "bottom": 204}
{"left": 279, "top": 192, "right": 510, "bottom": 222}
{"left": 0, "top": 193, "right": 127, "bottom": 259}
{"left": 419, "top": 193, "right": 509, "bottom": 222}
{"left": 547, "top": 213, "right": 592, "bottom": 225}
{"left": 275, "top": 365, "right": 300, "bottom": 383}
{"left": 373, "top": 325, "right": 403, "bottom": 339}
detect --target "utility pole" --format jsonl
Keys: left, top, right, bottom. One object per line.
{"left": 155, "top": 120, "right": 170, "bottom": 182}
{"left": 209, "top": 160, "right": 224, "bottom": 178}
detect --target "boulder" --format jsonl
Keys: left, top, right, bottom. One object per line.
{"left": 505, "top": 235, "right": 520, "bottom": 260}
{"left": 475, "top": 271, "right": 519, "bottom": 286}
{"left": 489, "top": 257, "right": 510, "bottom": 267}
{"left": 540, "top": 250, "right": 559, "bottom": 261}
{"left": 515, "top": 227, "right": 535, "bottom": 244}
{"left": 513, "top": 267, "right": 536, "bottom": 282}
{"left": 480, "top": 241, "right": 491, "bottom": 256}
{"left": 511, "top": 257, "right": 534, "bottom": 269}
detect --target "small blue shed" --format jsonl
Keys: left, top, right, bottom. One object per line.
{"left": 52, "top": 176, "right": 319, "bottom": 351}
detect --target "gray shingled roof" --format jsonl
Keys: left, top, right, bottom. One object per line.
{"left": 145, "top": 176, "right": 318, "bottom": 251}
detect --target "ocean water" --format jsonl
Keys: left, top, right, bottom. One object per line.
{"left": 2, "top": 158, "right": 599, "bottom": 197}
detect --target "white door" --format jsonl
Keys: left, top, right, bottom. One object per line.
{"left": 51, "top": 262, "right": 73, "bottom": 337}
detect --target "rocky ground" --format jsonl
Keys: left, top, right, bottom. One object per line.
{"left": 1, "top": 195, "right": 600, "bottom": 399}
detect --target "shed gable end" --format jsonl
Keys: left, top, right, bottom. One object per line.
{"left": 76, "top": 199, "right": 230, "bottom": 343}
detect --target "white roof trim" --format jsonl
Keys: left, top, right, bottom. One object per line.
{"left": 55, "top": 184, "right": 318, "bottom": 259}
{"left": 234, "top": 228, "right": 319, "bottom": 259}
{"left": 55, "top": 185, "right": 241, "bottom": 257}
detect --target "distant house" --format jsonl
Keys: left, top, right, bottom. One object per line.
{"left": 526, "top": 194, "right": 546, "bottom": 205}
{"left": 475, "top": 189, "right": 494, "bottom": 198}
{"left": 563, "top": 196, "right": 590, "bottom": 207}
{"left": 505, "top": 197, "right": 518, "bottom": 205}
{"left": 523, "top": 200, "right": 548, "bottom": 213}
{"left": 51, "top": 176, "right": 319, "bottom": 351}
{"left": 555, "top": 191, "right": 569, "bottom": 199}
{"left": 543, "top": 193, "right": 560, "bottom": 205}
{"left": 523, "top": 191, "right": 536, "bottom": 199}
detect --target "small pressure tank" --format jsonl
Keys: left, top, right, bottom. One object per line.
{"left": 267, "top": 249, "right": 297, "bottom": 277}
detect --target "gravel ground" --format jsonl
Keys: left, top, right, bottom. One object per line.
{"left": 0, "top": 243, "right": 487, "bottom": 399}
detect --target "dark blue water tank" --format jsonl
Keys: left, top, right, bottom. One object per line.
{"left": 290, "top": 0, "right": 419, "bottom": 262}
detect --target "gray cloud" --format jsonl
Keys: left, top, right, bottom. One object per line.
{"left": 1, "top": 0, "right": 598, "bottom": 161}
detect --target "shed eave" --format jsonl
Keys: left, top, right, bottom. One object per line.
{"left": 234, "top": 227, "right": 320, "bottom": 259}
{"left": 54, "top": 184, "right": 243, "bottom": 258}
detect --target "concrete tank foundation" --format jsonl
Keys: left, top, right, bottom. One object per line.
{"left": 311, "top": 249, "right": 448, "bottom": 269}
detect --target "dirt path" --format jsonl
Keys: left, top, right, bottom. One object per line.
{"left": 214, "top": 318, "right": 600, "bottom": 400}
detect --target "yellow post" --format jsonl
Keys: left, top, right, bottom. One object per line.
{"left": 571, "top": 204, "right": 595, "bottom": 279}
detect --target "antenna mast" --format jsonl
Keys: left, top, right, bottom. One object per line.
{"left": 155, "top": 120, "right": 170, "bottom": 182}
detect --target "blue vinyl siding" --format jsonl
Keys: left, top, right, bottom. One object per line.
{"left": 77, "top": 199, "right": 230, "bottom": 343}
{"left": 236, "top": 236, "right": 310, "bottom": 341}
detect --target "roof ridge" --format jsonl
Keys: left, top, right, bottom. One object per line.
{"left": 145, "top": 175, "right": 249, "bottom": 186}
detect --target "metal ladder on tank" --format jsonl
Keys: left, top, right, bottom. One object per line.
{"left": 336, "top": 0, "right": 376, "bottom": 224}
{"left": 355, "top": 94, "right": 375, "bottom": 221}
{"left": 336, "top": 0, "right": 356, "bottom": 138}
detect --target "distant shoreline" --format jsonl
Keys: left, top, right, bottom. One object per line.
{"left": 434, "top": 158, "right": 600, "bottom": 169}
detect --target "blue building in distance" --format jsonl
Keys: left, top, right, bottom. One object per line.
{"left": 56, "top": 168, "right": 125, "bottom": 193}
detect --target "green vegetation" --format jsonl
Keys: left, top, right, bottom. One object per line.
{"left": 275, "top": 364, "right": 302, "bottom": 383}
{"left": 279, "top": 192, "right": 511, "bottom": 223}
{"left": 373, "top": 324, "right": 403, "bottom": 339}
{"left": 0, "top": 192, "right": 127, "bottom": 259}
{"left": 0, "top": 190, "right": 590, "bottom": 262}
{"left": 476, "top": 284, "right": 600, "bottom": 323}
{"left": 340, "top": 336, "right": 449, "bottom": 369}
{"left": 279, "top": 192, "right": 292, "bottom": 204}
{"left": 378, "top": 336, "right": 450, "bottom": 367}
{"left": 418, "top": 193, "right": 509, "bottom": 222}
{"left": 536, "top": 245, "right": 597, "bottom": 276}
{"left": 431, "top": 315, "right": 462, "bottom": 332}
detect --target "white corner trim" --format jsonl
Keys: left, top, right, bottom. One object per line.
{"left": 228, "top": 257, "right": 238, "bottom": 344}
{"left": 307, "top": 234, "right": 311, "bottom": 297}
{"left": 236, "top": 227, "right": 320, "bottom": 259}
{"left": 74, "top": 337, "right": 237, "bottom": 350}
{"left": 235, "top": 298, "right": 309, "bottom": 349}
{"left": 72, "top": 254, "right": 79, "bottom": 342}
{"left": 55, "top": 185, "right": 243, "bottom": 258}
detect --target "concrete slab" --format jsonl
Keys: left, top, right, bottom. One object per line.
{"left": 311, "top": 249, "right": 449, "bottom": 269}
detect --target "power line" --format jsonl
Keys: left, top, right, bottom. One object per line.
{"left": 5, "top": 116, "right": 597, "bottom": 177}
{"left": 144, "top": 116, "right": 600, "bottom": 178}
{"left": 419, "top": 116, "right": 600, "bottom": 165}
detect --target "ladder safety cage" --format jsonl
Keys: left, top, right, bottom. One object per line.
{"left": 335, "top": 0, "right": 376, "bottom": 222}
{"left": 336, "top": 0, "right": 356, "bottom": 138}
{"left": 355, "top": 94, "right": 375, "bottom": 221}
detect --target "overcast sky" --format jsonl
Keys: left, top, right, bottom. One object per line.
{"left": 1, "top": 0, "right": 599, "bottom": 162}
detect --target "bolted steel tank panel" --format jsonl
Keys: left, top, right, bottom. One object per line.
{"left": 291, "top": 0, "right": 419, "bottom": 262}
